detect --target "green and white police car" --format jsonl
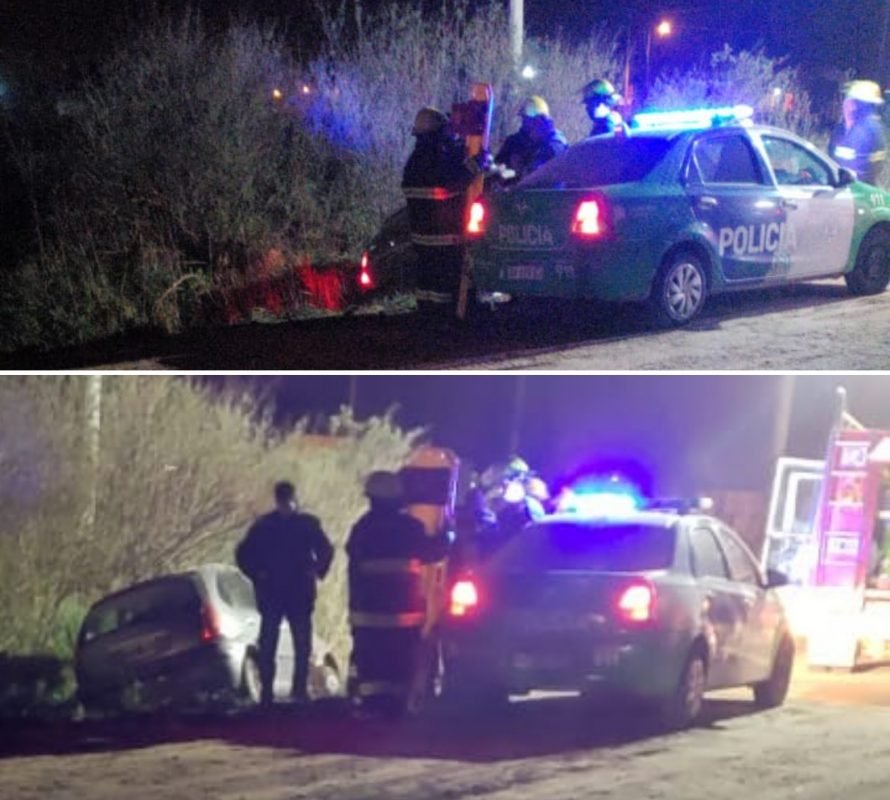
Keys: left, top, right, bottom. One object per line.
{"left": 466, "top": 106, "right": 890, "bottom": 326}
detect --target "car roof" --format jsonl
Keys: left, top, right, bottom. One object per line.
{"left": 535, "top": 510, "right": 685, "bottom": 528}
{"left": 86, "top": 563, "right": 243, "bottom": 609}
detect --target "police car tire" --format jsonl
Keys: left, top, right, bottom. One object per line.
{"left": 651, "top": 249, "right": 708, "bottom": 327}
{"left": 660, "top": 649, "right": 706, "bottom": 730}
{"left": 752, "top": 633, "right": 794, "bottom": 710}
{"left": 846, "top": 227, "right": 890, "bottom": 296}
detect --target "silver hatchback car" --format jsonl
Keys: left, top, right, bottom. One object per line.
{"left": 75, "top": 563, "right": 341, "bottom": 712}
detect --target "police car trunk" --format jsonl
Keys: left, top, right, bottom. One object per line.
{"left": 469, "top": 133, "right": 685, "bottom": 303}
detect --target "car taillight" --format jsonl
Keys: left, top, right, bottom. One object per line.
{"left": 466, "top": 201, "right": 486, "bottom": 236}
{"left": 616, "top": 581, "right": 655, "bottom": 623}
{"left": 359, "top": 251, "right": 373, "bottom": 289}
{"left": 449, "top": 579, "right": 479, "bottom": 617}
{"left": 201, "top": 604, "right": 220, "bottom": 642}
{"left": 571, "top": 199, "right": 604, "bottom": 238}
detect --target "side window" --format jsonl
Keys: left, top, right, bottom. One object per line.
{"left": 693, "top": 134, "right": 763, "bottom": 185}
{"left": 689, "top": 526, "right": 730, "bottom": 579}
{"left": 218, "top": 572, "right": 256, "bottom": 608}
{"left": 762, "top": 136, "right": 832, "bottom": 187}
{"left": 717, "top": 526, "right": 762, "bottom": 586}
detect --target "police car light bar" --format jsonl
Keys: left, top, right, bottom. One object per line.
{"left": 631, "top": 105, "right": 754, "bottom": 131}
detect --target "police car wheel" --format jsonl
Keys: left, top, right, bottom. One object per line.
{"left": 659, "top": 649, "right": 706, "bottom": 730}
{"left": 651, "top": 250, "right": 708, "bottom": 326}
{"left": 240, "top": 652, "right": 262, "bottom": 705}
{"left": 752, "top": 633, "right": 794, "bottom": 710}
{"left": 846, "top": 227, "right": 890, "bottom": 295}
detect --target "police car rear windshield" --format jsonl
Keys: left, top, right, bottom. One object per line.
{"left": 495, "top": 521, "right": 676, "bottom": 572}
{"left": 518, "top": 136, "right": 674, "bottom": 189}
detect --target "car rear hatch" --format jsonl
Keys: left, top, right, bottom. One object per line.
{"left": 76, "top": 576, "right": 211, "bottom": 689}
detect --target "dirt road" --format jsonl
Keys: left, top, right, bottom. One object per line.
{"left": 6, "top": 279, "right": 890, "bottom": 371}
{"left": 4, "top": 666, "right": 890, "bottom": 800}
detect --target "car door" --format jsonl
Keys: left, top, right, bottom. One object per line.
{"left": 686, "top": 131, "right": 786, "bottom": 283}
{"left": 758, "top": 133, "right": 856, "bottom": 279}
{"left": 714, "top": 524, "right": 776, "bottom": 684}
{"left": 687, "top": 523, "right": 744, "bottom": 688}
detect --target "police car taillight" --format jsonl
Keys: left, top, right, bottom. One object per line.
{"left": 358, "top": 250, "right": 374, "bottom": 290}
{"left": 466, "top": 201, "right": 486, "bottom": 236}
{"left": 449, "top": 579, "right": 479, "bottom": 616}
{"left": 616, "top": 581, "right": 655, "bottom": 624}
{"left": 571, "top": 199, "right": 603, "bottom": 238}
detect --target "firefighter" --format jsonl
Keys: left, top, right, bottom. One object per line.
{"left": 347, "top": 470, "right": 440, "bottom": 717}
{"left": 581, "top": 78, "right": 626, "bottom": 137}
{"left": 402, "top": 106, "right": 490, "bottom": 313}
{"left": 494, "top": 96, "right": 568, "bottom": 182}
{"left": 236, "top": 481, "right": 334, "bottom": 706}
{"left": 829, "top": 80, "right": 887, "bottom": 186}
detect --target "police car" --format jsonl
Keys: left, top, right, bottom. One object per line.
{"left": 441, "top": 495, "right": 794, "bottom": 729}
{"left": 467, "top": 106, "right": 890, "bottom": 325}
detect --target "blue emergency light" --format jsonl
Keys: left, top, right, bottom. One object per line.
{"left": 557, "top": 475, "right": 644, "bottom": 517}
{"left": 631, "top": 104, "right": 754, "bottom": 131}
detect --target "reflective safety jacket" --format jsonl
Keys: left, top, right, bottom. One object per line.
{"left": 829, "top": 114, "right": 888, "bottom": 186}
{"left": 402, "top": 131, "right": 480, "bottom": 249}
{"left": 346, "top": 508, "right": 439, "bottom": 629}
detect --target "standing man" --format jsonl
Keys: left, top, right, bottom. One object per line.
{"left": 581, "top": 78, "right": 626, "bottom": 137}
{"left": 236, "top": 481, "right": 334, "bottom": 706}
{"left": 829, "top": 80, "right": 887, "bottom": 186}
{"left": 346, "top": 471, "right": 439, "bottom": 717}
{"left": 403, "top": 106, "right": 489, "bottom": 313}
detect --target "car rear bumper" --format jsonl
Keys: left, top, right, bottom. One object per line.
{"left": 77, "top": 643, "right": 243, "bottom": 704}
{"left": 471, "top": 243, "right": 657, "bottom": 303}
{"left": 443, "top": 628, "right": 682, "bottom": 700}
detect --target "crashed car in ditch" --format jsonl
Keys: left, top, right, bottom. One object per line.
{"left": 75, "top": 563, "right": 341, "bottom": 712}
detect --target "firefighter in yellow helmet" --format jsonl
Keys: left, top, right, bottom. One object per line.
{"left": 494, "top": 95, "right": 568, "bottom": 183}
{"left": 829, "top": 80, "right": 887, "bottom": 186}
{"left": 582, "top": 78, "right": 626, "bottom": 137}
{"left": 346, "top": 470, "right": 441, "bottom": 718}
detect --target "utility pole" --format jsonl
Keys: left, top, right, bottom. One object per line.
{"left": 84, "top": 375, "right": 102, "bottom": 538}
{"left": 509, "top": 0, "right": 524, "bottom": 70}
{"left": 508, "top": 375, "right": 526, "bottom": 455}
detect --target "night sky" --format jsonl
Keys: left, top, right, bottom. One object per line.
{"left": 3, "top": 0, "right": 889, "bottom": 86}
{"left": 218, "top": 375, "right": 890, "bottom": 498}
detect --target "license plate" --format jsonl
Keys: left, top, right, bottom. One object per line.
{"left": 507, "top": 264, "right": 545, "bottom": 281}
{"left": 513, "top": 652, "right": 570, "bottom": 670}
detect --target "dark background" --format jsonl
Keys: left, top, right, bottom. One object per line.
{"left": 211, "top": 375, "right": 890, "bottom": 497}
{"left": 2, "top": 0, "right": 888, "bottom": 86}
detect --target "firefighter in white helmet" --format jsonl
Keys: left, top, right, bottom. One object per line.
{"left": 829, "top": 80, "right": 887, "bottom": 186}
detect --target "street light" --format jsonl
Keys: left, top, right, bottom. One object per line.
{"left": 645, "top": 18, "right": 673, "bottom": 99}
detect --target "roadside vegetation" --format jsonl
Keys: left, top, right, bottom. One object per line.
{"left": 0, "top": 376, "right": 424, "bottom": 716}
{"left": 1, "top": 1, "right": 821, "bottom": 353}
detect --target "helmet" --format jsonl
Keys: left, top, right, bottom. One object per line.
{"left": 582, "top": 78, "right": 621, "bottom": 106}
{"left": 507, "top": 455, "right": 529, "bottom": 473}
{"left": 526, "top": 476, "right": 550, "bottom": 502}
{"left": 518, "top": 95, "right": 550, "bottom": 119}
{"left": 365, "top": 470, "right": 404, "bottom": 501}
{"left": 412, "top": 106, "right": 448, "bottom": 135}
{"left": 846, "top": 80, "right": 884, "bottom": 105}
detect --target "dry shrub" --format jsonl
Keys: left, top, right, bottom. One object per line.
{"left": 0, "top": 377, "right": 423, "bottom": 666}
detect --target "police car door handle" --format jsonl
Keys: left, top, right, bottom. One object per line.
{"left": 696, "top": 196, "right": 718, "bottom": 209}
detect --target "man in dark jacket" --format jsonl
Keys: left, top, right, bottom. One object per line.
{"left": 581, "top": 78, "right": 626, "bottom": 137}
{"left": 495, "top": 96, "right": 568, "bottom": 183}
{"left": 236, "top": 481, "right": 334, "bottom": 705}
{"left": 829, "top": 80, "right": 887, "bottom": 186}
{"left": 346, "top": 470, "right": 440, "bottom": 717}
{"left": 402, "top": 106, "right": 487, "bottom": 313}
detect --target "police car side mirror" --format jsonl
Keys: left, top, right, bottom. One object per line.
{"left": 836, "top": 167, "right": 856, "bottom": 187}
{"left": 765, "top": 568, "right": 789, "bottom": 589}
